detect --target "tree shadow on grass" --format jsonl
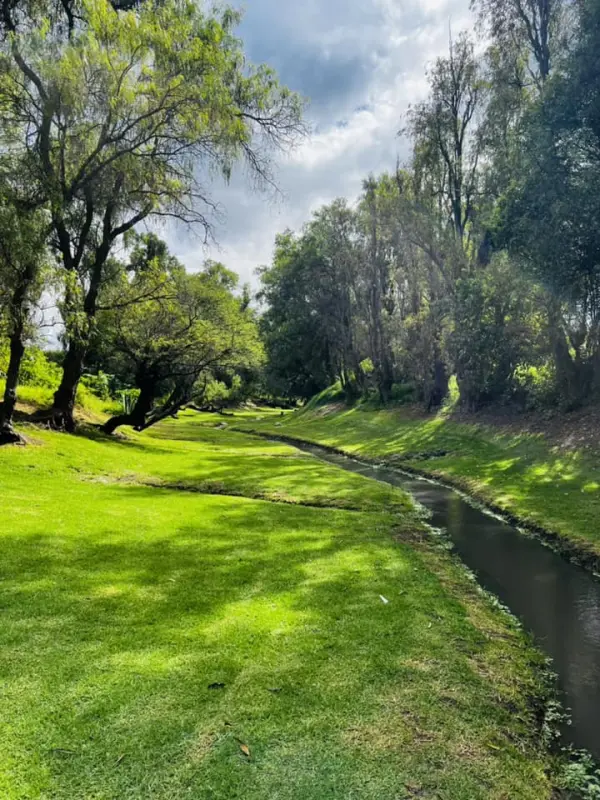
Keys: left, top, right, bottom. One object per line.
{"left": 0, "top": 484, "right": 530, "bottom": 800}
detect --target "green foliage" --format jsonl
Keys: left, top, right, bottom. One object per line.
{"left": 80, "top": 371, "right": 113, "bottom": 401}
{"left": 390, "top": 382, "right": 417, "bottom": 405}
{"left": 558, "top": 752, "right": 600, "bottom": 799}
{"left": 449, "top": 256, "right": 546, "bottom": 409}
{"left": 18, "top": 347, "right": 62, "bottom": 388}
{"left": 259, "top": 230, "right": 341, "bottom": 400}
{"left": 256, "top": 0, "right": 600, "bottom": 417}
{"left": 0, "top": 0, "right": 303, "bottom": 427}
{"left": 98, "top": 252, "right": 264, "bottom": 430}
{"left": 513, "top": 364, "right": 559, "bottom": 410}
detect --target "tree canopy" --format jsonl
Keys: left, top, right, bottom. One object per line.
{"left": 0, "top": 0, "right": 303, "bottom": 434}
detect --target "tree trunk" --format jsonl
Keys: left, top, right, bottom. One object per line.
{"left": 51, "top": 236, "right": 112, "bottom": 431}
{"left": 50, "top": 341, "right": 87, "bottom": 431}
{"left": 102, "top": 382, "right": 155, "bottom": 434}
{"left": 0, "top": 325, "right": 26, "bottom": 445}
{"left": 427, "top": 349, "right": 448, "bottom": 412}
{"left": 547, "top": 298, "right": 586, "bottom": 410}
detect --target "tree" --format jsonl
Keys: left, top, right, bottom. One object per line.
{"left": 498, "top": 0, "right": 600, "bottom": 406}
{"left": 0, "top": 0, "right": 304, "bottom": 430}
{"left": 406, "top": 33, "right": 485, "bottom": 251}
{"left": 100, "top": 261, "right": 263, "bottom": 433}
{"left": 357, "top": 177, "right": 395, "bottom": 401}
{"left": 0, "top": 191, "right": 48, "bottom": 443}
{"left": 258, "top": 231, "right": 338, "bottom": 400}
{"left": 471, "top": 0, "right": 573, "bottom": 88}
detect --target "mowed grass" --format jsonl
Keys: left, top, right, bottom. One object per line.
{"left": 235, "top": 404, "right": 600, "bottom": 556}
{"left": 0, "top": 414, "right": 555, "bottom": 798}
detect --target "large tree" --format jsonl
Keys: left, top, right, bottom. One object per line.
{"left": 100, "top": 259, "right": 263, "bottom": 433}
{"left": 0, "top": 0, "right": 303, "bottom": 430}
{"left": 498, "top": 0, "right": 600, "bottom": 406}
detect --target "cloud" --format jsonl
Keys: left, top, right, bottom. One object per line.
{"left": 166, "top": 0, "right": 474, "bottom": 286}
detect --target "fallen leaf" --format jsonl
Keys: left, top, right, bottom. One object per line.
{"left": 239, "top": 743, "right": 251, "bottom": 757}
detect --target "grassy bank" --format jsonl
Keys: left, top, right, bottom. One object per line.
{"left": 0, "top": 378, "right": 121, "bottom": 422}
{"left": 0, "top": 413, "right": 557, "bottom": 798}
{"left": 233, "top": 403, "right": 600, "bottom": 565}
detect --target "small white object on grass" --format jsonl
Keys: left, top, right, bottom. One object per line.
{"left": 379, "top": 595, "right": 389, "bottom": 604}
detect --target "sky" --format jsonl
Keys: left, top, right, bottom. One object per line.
{"left": 165, "top": 0, "right": 474, "bottom": 287}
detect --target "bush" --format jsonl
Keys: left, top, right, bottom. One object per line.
{"left": 513, "top": 363, "right": 559, "bottom": 410}
{"left": 390, "top": 382, "right": 416, "bottom": 405}
{"left": 80, "top": 371, "right": 113, "bottom": 400}
{"left": 17, "top": 347, "right": 62, "bottom": 388}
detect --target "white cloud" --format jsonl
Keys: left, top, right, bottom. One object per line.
{"left": 166, "top": 0, "right": 474, "bottom": 286}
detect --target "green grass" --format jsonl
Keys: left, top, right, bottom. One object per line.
{"left": 0, "top": 412, "right": 556, "bottom": 798}
{"left": 0, "top": 378, "right": 121, "bottom": 419}
{"left": 235, "top": 403, "right": 600, "bottom": 558}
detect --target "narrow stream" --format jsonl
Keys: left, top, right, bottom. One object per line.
{"left": 292, "top": 440, "right": 600, "bottom": 759}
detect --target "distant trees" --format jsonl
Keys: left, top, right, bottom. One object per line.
{"left": 100, "top": 260, "right": 263, "bottom": 433}
{"left": 261, "top": 1, "right": 600, "bottom": 414}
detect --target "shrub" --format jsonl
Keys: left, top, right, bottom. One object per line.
{"left": 390, "top": 382, "right": 416, "bottom": 405}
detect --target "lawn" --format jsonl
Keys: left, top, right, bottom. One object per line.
{"left": 0, "top": 413, "right": 555, "bottom": 798}
{"left": 234, "top": 404, "right": 600, "bottom": 559}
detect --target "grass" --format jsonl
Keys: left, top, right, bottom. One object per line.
{"left": 0, "top": 412, "right": 558, "bottom": 798}
{"left": 0, "top": 378, "right": 121, "bottom": 420}
{"left": 234, "top": 403, "right": 600, "bottom": 559}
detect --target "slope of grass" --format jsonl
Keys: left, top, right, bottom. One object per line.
{"left": 0, "top": 414, "right": 557, "bottom": 798}
{"left": 234, "top": 403, "right": 600, "bottom": 559}
{"left": 0, "top": 378, "right": 121, "bottom": 420}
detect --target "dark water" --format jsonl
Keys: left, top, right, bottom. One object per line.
{"left": 294, "top": 441, "right": 600, "bottom": 759}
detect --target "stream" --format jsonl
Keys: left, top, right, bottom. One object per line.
{"left": 289, "top": 439, "right": 600, "bottom": 759}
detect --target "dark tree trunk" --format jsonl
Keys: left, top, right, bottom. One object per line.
{"left": 102, "top": 381, "right": 156, "bottom": 434}
{"left": 547, "top": 299, "right": 588, "bottom": 410}
{"left": 0, "top": 326, "right": 26, "bottom": 445}
{"left": 136, "top": 401, "right": 184, "bottom": 432}
{"left": 50, "top": 341, "right": 87, "bottom": 431}
{"left": 427, "top": 353, "right": 448, "bottom": 412}
{"left": 50, "top": 229, "right": 113, "bottom": 431}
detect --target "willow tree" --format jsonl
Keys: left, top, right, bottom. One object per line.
{"left": 0, "top": 0, "right": 303, "bottom": 430}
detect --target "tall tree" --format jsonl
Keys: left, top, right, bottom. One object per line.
{"left": 0, "top": 191, "right": 48, "bottom": 443}
{"left": 471, "top": 0, "right": 573, "bottom": 88}
{"left": 0, "top": 0, "right": 304, "bottom": 430}
{"left": 499, "top": 0, "right": 600, "bottom": 406}
{"left": 406, "top": 33, "right": 485, "bottom": 252}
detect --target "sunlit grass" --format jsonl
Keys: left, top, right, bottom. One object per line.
{"left": 0, "top": 415, "right": 555, "bottom": 798}
{"left": 235, "top": 404, "right": 600, "bottom": 554}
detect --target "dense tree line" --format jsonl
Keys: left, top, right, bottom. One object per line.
{"left": 260, "top": 0, "right": 600, "bottom": 414}
{"left": 0, "top": 0, "right": 303, "bottom": 443}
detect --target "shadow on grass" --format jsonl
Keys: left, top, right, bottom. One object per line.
{"left": 0, "top": 483, "right": 520, "bottom": 799}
